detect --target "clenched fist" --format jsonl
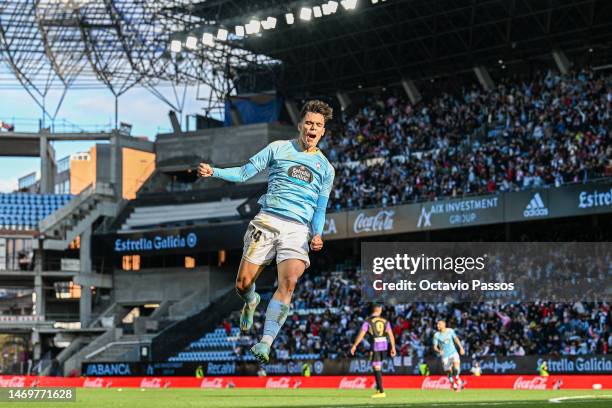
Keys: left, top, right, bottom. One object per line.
{"left": 198, "top": 162, "right": 213, "bottom": 178}
{"left": 310, "top": 234, "right": 324, "bottom": 251}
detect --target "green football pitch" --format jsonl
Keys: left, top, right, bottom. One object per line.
{"left": 5, "top": 388, "right": 611, "bottom": 408}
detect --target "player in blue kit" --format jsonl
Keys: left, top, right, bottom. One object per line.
{"left": 433, "top": 320, "right": 465, "bottom": 391}
{"left": 198, "top": 100, "right": 334, "bottom": 363}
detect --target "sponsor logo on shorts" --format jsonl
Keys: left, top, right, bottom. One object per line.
{"left": 288, "top": 165, "right": 313, "bottom": 183}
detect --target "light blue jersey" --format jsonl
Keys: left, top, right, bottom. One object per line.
{"left": 212, "top": 139, "right": 334, "bottom": 235}
{"left": 433, "top": 328, "right": 458, "bottom": 357}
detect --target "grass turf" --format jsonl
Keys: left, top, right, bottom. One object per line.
{"left": 4, "top": 388, "right": 611, "bottom": 408}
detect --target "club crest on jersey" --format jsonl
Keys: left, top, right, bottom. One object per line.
{"left": 288, "top": 165, "right": 313, "bottom": 183}
{"left": 316, "top": 162, "right": 321, "bottom": 170}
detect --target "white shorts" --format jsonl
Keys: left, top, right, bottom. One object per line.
{"left": 441, "top": 352, "right": 460, "bottom": 371}
{"left": 242, "top": 212, "right": 311, "bottom": 268}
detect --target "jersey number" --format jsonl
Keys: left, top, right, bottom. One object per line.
{"left": 250, "top": 227, "right": 263, "bottom": 243}
{"left": 375, "top": 321, "right": 386, "bottom": 336}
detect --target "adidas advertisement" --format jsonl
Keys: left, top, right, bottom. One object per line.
{"left": 523, "top": 193, "right": 549, "bottom": 218}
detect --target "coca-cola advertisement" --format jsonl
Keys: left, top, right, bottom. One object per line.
{"left": 421, "top": 376, "right": 452, "bottom": 390}
{"left": 265, "top": 377, "right": 300, "bottom": 389}
{"left": 513, "top": 377, "right": 549, "bottom": 390}
{"left": 83, "top": 378, "right": 113, "bottom": 388}
{"left": 338, "top": 376, "right": 371, "bottom": 389}
{"left": 0, "top": 376, "right": 27, "bottom": 388}
{"left": 352, "top": 210, "right": 395, "bottom": 234}
{"left": 200, "top": 378, "right": 226, "bottom": 389}
{"left": 1, "top": 375, "right": 611, "bottom": 390}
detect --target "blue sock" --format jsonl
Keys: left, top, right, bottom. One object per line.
{"left": 237, "top": 283, "right": 257, "bottom": 305}
{"left": 261, "top": 299, "right": 291, "bottom": 346}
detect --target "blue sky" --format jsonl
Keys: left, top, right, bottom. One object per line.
{"left": 0, "top": 84, "right": 212, "bottom": 192}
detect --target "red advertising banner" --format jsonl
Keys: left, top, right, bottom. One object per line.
{"left": 1, "top": 375, "right": 610, "bottom": 389}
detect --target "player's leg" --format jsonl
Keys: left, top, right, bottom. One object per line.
{"left": 452, "top": 356, "right": 462, "bottom": 391}
{"left": 238, "top": 218, "right": 276, "bottom": 331}
{"left": 371, "top": 352, "right": 386, "bottom": 398}
{"left": 250, "top": 219, "right": 309, "bottom": 362}
{"left": 251, "top": 258, "right": 306, "bottom": 362}
{"left": 443, "top": 357, "right": 456, "bottom": 390}
{"left": 235, "top": 258, "right": 265, "bottom": 331}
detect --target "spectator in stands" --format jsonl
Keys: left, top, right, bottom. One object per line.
{"left": 325, "top": 68, "right": 611, "bottom": 210}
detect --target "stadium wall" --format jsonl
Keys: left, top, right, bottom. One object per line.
{"left": 323, "top": 180, "right": 612, "bottom": 240}
{"left": 80, "top": 355, "right": 612, "bottom": 377}
{"left": 155, "top": 123, "right": 293, "bottom": 169}
{"left": 112, "top": 266, "right": 234, "bottom": 304}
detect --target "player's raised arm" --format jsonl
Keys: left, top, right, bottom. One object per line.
{"left": 350, "top": 323, "right": 368, "bottom": 355}
{"left": 198, "top": 142, "right": 275, "bottom": 182}
{"left": 385, "top": 322, "right": 397, "bottom": 357}
{"left": 310, "top": 166, "right": 334, "bottom": 251}
{"left": 453, "top": 333, "right": 465, "bottom": 356}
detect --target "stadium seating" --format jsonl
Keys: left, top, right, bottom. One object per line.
{"left": 326, "top": 68, "right": 612, "bottom": 210}
{"left": 168, "top": 328, "right": 258, "bottom": 362}
{"left": 0, "top": 193, "right": 72, "bottom": 230}
{"left": 121, "top": 199, "right": 244, "bottom": 231}
{"left": 166, "top": 259, "right": 611, "bottom": 363}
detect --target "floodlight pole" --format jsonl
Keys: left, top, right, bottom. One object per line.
{"left": 115, "top": 96, "right": 119, "bottom": 129}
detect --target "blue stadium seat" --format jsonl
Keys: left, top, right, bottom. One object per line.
{"left": 0, "top": 193, "right": 72, "bottom": 231}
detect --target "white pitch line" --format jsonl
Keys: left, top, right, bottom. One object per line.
{"left": 549, "top": 394, "right": 612, "bottom": 404}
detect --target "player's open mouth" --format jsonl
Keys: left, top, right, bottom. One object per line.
{"left": 307, "top": 134, "right": 316, "bottom": 140}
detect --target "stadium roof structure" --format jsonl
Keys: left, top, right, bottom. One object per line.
{"left": 1, "top": 0, "right": 611, "bottom": 118}
{"left": 0, "top": 0, "right": 278, "bottom": 119}
{"left": 209, "top": 0, "right": 612, "bottom": 95}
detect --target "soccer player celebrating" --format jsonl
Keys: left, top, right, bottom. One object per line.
{"left": 350, "top": 304, "right": 397, "bottom": 398}
{"left": 433, "top": 320, "right": 465, "bottom": 391}
{"left": 198, "top": 100, "right": 334, "bottom": 363}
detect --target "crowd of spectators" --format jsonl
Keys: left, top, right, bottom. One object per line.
{"left": 231, "top": 267, "right": 611, "bottom": 362}
{"left": 321, "top": 68, "right": 612, "bottom": 210}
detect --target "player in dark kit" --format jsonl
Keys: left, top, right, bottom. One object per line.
{"left": 350, "top": 304, "right": 396, "bottom": 398}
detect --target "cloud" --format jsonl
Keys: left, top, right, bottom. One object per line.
{"left": 0, "top": 178, "right": 18, "bottom": 193}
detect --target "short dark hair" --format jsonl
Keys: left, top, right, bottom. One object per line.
{"left": 299, "top": 100, "right": 333, "bottom": 124}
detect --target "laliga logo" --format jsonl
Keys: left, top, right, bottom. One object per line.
{"left": 83, "top": 378, "right": 112, "bottom": 388}
{"left": 353, "top": 210, "right": 395, "bottom": 233}
{"left": 417, "top": 207, "right": 434, "bottom": 228}
{"left": 339, "top": 377, "right": 368, "bottom": 389}
{"left": 421, "top": 377, "right": 451, "bottom": 389}
{"left": 0, "top": 376, "right": 26, "bottom": 388}
{"left": 265, "top": 377, "right": 292, "bottom": 388}
{"left": 513, "top": 377, "right": 548, "bottom": 390}
{"left": 200, "top": 378, "right": 224, "bottom": 388}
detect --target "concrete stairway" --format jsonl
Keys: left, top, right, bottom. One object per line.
{"left": 37, "top": 183, "right": 119, "bottom": 251}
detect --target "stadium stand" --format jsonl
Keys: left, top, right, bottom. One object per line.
{"left": 325, "top": 68, "right": 612, "bottom": 210}
{"left": 166, "top": 220, "right": 612, "bottom": 364}
{"left": 0, "top": 193, "right": 72, "bottom": 230}
{"left": 120, "top": 199, "right": 243, "bottom": 231}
